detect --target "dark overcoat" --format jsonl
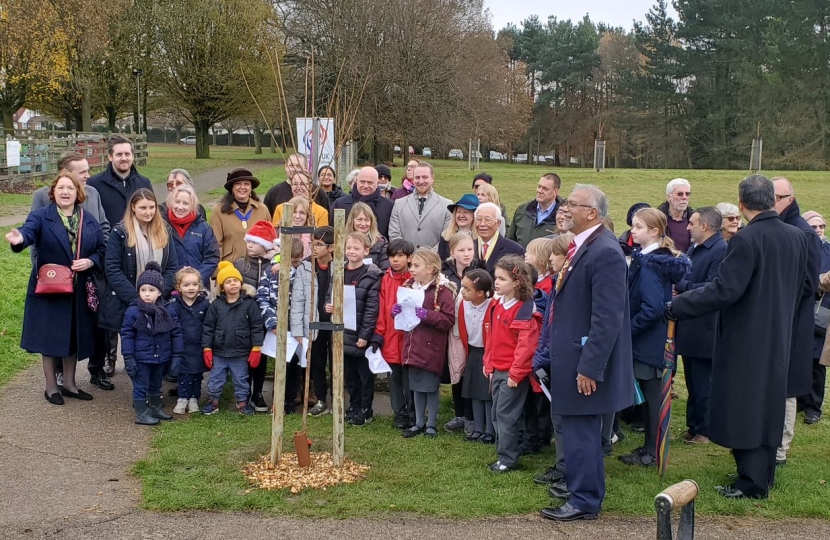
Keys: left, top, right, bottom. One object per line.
{"left": 549, "top": 225, "right": 635, "bottom": 416}
{"left": 100, "top": 222, "right": 178, "bottom": 331}
{"left": 330, "top": 188, "right": 394, "bottom": 239}
{"left": 86, "top": 163, "right": 152, "bottom": 226}
{"left": 779, "top": 201, "right": 822, "bottom": 397}
{"left": 671, "top": 211, "right": 808, "bottom": 449}
{"left": 15, "top": 204, "right": 106, "bottom": 359}
{"left": 675, "top": 233, "right": 727, "bottom": 358}
{"left": 474, "top": 236, "right": 525, "bottom": 277}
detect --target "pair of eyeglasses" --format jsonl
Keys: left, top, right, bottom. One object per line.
{"left": 474, "top": 217, "right": 497, "bottom": 225}
{"left": 774, "top": 194, "right": 793, "bottom": 202}
{"left": 561, "top": 200, "right": 594, "bottom": 210}
{"left": 725, "top": 215, "right": 741, "bottom": 222}
{"left": 675, "top": 191, "right": 691, "bottom": 197}
{"left": 812, "top": 224, "right": 826, "bottom": 230}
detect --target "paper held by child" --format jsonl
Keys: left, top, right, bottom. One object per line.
{"left": 394, "top": 287, "right": 425, "bottom": 331}
{"left": 262, "top": 331, "right": 310, "bottom": 367}
{"left": 365, "top": 347, "right": 392, "bottom": 375}
{"left": 344, "top": 285, "right": 357, "bottom": 331}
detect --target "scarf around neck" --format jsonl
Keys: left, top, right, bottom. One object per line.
{"left": 132, "top": 217, "right": 164, "bottom": 285}
{"left": 136, "top": 299, "right": 177, "bottom": 334}
{"left": 168, "top": 209, "right": 197, "bottom": 238}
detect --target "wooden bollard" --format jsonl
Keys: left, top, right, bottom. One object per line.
{"left": 655, "top": 479, "right": 699, "bottom": 540}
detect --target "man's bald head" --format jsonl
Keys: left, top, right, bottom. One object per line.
{"left": 355, "top": 166, "right": 379, "bottom": 197}
{"left": 771, "top": 176, "right": 794, "bottom": 215}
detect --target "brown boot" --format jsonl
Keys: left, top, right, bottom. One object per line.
{"left": 307, "top": 388, "right": 318, "bottom": 408}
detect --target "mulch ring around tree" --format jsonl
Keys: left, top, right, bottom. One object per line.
{"left": 243, "top": 452, "right": 370, "bottom": 493}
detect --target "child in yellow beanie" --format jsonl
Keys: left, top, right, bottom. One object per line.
{"left": 201, "top": 261, "right": 265, "bottom": 415}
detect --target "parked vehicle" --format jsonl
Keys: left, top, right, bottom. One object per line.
{"left": 448, "top": 149, "right": 464, "bottom": 160}
{"left": 181, "top": 136, "right": 196, "bottom": 144}
{"left": 422, "top": 147, "right": 432, "bottom": 157}
{"left": 490, "top": 151, "right": 506, "bottom": 161}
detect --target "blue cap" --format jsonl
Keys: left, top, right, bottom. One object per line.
{"left": 447, "top": 193, "right": 480, "bottom": 213}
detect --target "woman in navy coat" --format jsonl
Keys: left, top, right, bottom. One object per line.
{"left": 162, "top": 185, "right": 219, "bottom": 286}
{"left": 6, "top": 171, "right": 106, "bottom": 404}
{"left": 619, "top": 208, "right": 689, "bottom": 467}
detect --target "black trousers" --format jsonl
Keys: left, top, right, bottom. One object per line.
{"left": 638, "top": 376, "right": 662, "bottom": 457}
{"left": 732, "top": 445, "right": 776, "bottom": 497}
{"left": 798, "top": 358, "right": 826, "bottom": 418}
{"left": 249, "top": 354, "right": 270, "bottom": 397}
{"left": 344, "top": 353, "right": 374, "bottom": 411}
{"left": 450, "top": 380, "right": 473, "bottom": 419}
{"left": 522, "top": 391, "right": 541, "bottom": 449}
{"left": 87, "top": 326, "right": 110, "bottom": 377}
{"left": 310, "top": 330, "right": 331, "bottom": 403}
{"left": 683, "top": 355, "right": 712, "bottom": 437}
{"left": 284, "top": 354, "right": 302, "bottom": 406}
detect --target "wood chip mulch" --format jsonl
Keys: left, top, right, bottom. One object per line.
{"left": 243, "top": 452, "right": 370, "bottom": 493}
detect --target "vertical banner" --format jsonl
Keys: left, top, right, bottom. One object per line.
{"left": 295, "top": 118, "right": 335, "bottom": 173}
{"left": 6, "top": 140, "right": 21, "bottom": 167}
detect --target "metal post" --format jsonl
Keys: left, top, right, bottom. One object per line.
{"left": 269, "top": 205, "right": 293, "bottom": 465}
{"left": 331, "top": 210, "right": 346, "bottom": 466}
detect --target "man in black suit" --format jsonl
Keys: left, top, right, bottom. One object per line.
{"left": 541, "top": 185, "right": 634, "bottom": 521}
{"left": 473, "top": 202, "right": 524, "bottom": 276}
{"left": 330, "top": 167, "right": 394, "bottom": 238}
{"left": 675, "top": 206, "right": 727, "bottom": 445}
{"left": 668, "top": 175, "right": 808, "bottom": 499}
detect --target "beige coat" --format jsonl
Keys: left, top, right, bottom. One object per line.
{"left": 821, "top": 271, "right": 830, "bottom": 366}
{"left": 210, "top": 199, "right": 271, "bottom": 265}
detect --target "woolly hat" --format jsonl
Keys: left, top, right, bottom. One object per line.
{"left": 471, "top": 172, "right": 493, "bottom": 189}
{"left": 375, "top": 164, "right": 392, "bottom": 180}
{"left": 802, "top": 210, "right": 826, "bottom": 225}
{"left": 216, "top": 261, "right": 243, "bottom": 287}
{"left": 626, "top": 202, "right": 651, "bottom": 227}
{"left": 136, "top": 261, "right": 164, "bottom": 293}
{"left": 244, "top": 220, "right": 277, "bottom": 250}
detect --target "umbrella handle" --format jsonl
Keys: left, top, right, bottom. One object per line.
{"left": 667, "top": 319, "right": 676, "bottom": 340}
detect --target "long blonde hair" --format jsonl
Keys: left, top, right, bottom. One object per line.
{"left": 123, "top": 188, "right": 169, "bottom": 249}
{"left": 634, "top": 208, "right": 676, "bottom": 251}
{"left": 476, "top": 183, "right": 501, "bottom": 208}
{"left": 346, "top": 202, "right": 381, "bottom": 245}
{"left": 441, "top": 206, "right": 479, "bottom": 242}
{"left": 288, "top": 196, "right": 311, "bottom": 225}
{"left": 526, "top": 237, "right": 555, "bottom": 275}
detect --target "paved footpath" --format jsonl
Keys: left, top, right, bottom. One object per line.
{"left": 151, "top": 160, "right": 281, "bottom": 207}
{"left": 3, "top": 161, "right": 830, "bottom": 538}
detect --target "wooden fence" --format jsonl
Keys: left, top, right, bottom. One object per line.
{"left": 0, "top": 132, "right": 148, "bottom": 189}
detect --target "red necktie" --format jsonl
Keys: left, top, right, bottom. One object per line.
{"left": 566, "top": 240, "right": 577, "bottom": 261}
{"left": 482, "top": 242, "right": 489, "bottom": 259}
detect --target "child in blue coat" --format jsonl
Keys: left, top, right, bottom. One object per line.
{"left": 167, "top": 267, "right": 211, "bottom": 415}
{"left": 121, "top": 262, "right": 185, "bottom": 425}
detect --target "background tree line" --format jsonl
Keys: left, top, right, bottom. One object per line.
{"left": 1, "top": 0, "right": 828, "bottom": 168}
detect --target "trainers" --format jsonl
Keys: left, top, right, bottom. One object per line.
{"left": 444, "top": 416, "right": 467, "bottom": 432}
{"left": 90, "top": 373, "right": 115, "bottom": 390}
{"left": 187, "top": 398, "right": 200, "bottom": 413}
{"left": 201, "top": 400, "right": 219, "bottom": 415}
{"left": 349, "top": 408, "right": 373, "bottom": 426}
{"left": 534, "top": 466, "right": 565, "bottom": 485}
{"left": 173, "top": 398, "right": 188, "bottom": 414}
{"left": 309, "top": 401, "right": 330, "bottom": 417}
{"left": 56, "top": 372, "right": 64, "bottom": 388}
{"left": 238, "top": 402, "right": 255, "bottom": 415}
{"left": 251, "top": 393, "right": 269, "bottom": 413}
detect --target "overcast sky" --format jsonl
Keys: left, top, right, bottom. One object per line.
{"left": 485, "top": 0, "right": 678, "bottom": 32}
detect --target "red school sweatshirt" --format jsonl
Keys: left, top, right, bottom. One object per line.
{"left": 483, "top": 297, "right": 542, "bottom": 383}
{"left": 375, "top": 268, "right": 411, "bottom": 365}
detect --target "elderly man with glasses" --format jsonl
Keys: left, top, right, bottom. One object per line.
{"left": 472, "top": 202, "right": 524, "bottom": 277}
{"left": 658, "top": 178, "right": 694, "bottom": 252}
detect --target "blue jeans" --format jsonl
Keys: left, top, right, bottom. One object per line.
{"left": 207, "top": 356, "right": 249, "bottom": 402}
{"left": 133, "top": 362, "right": 167, "bottom": 400}
{"left": 178, "top": 373, "right": 204, "bottom": 400}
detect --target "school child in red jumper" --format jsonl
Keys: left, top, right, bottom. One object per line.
{"left": 483, "top": 255, "right": 542, "bottom": 472}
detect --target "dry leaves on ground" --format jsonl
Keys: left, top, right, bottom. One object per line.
{"left": 243, "top": 452, "right": 370, "bottom": 493}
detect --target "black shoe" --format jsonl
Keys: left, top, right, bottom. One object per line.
{"left": 548, "top": 480, "right": 571, "bottom": 500}
{"left": 602, "top": 442, "right": 613, "bottom": 457}
{"left": 618, "top": 447, "right": 656, "bottom": 467}
{"left": 424, "top": 426, "right": 437, "bottom": 439}
{"left": 520, "top": 443, "right": 541, "bottom": 456}
{"left": 164, "top": 372, "right": 179, "bottom": 383}
{"left": 60, "top": 388, "right": 93, "bottom": 401}
{"left": 540, "top": 503, "right": 598, "bottom": 521}
{"left": 44, "top": 391, "right": 64, "bottom": 405}
{"left": 466, "top": 431, "right": 483, "bottom": 442}
{"left": 804, "top": 413, "right": 820, "bottom": 425}
{"left": 90, "top": 374, "right": 114, "bottom": 391}
{"left": 630, "top": 422, "right": 645, "bottom": 433}
{"left": 402, "top": 426, "right": 423, "bottom": 438}
{"left": 488, "top": 460, "right": 515, "bottom": 473}
{"left": 251, "top": 393, "right": 268, "bottom": 413}
{"left": 478, "top": 433, "right": 495, "bottom": 444}
{"left": 715, "top": 484, "right": 767, "bottom": 500}
{"left": 534, "top": 467, "right": 565, "bottom": 485}
{"left": 394, "top": 416, "right": 408, "bottom": 430}
{"left": 776, "top": 459, "right": 787, "bottom": 467}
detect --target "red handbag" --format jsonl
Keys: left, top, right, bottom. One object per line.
{"left": 35, "top": 209, "right": 84, "bottom": 295}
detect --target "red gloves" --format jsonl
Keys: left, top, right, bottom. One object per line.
{"left": 203, "top": 348, "right": 213, "bottom": 369}
{"left": 248, "top": 347, "right": 262, "bottom": 369}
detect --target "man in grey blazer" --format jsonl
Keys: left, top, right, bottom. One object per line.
{"left": 388, "top": 162, "right": 452, "bottom": 249}
{"left": 30, "top": 151, "right": 113, "bottom": 391}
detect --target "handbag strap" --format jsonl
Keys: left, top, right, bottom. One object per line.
{"left": 75, "top": 208, "right": 84, "bottom": 261}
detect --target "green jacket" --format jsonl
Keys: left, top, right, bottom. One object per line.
{"left": 507, "top": 198, "right": 562, "bottom": 248}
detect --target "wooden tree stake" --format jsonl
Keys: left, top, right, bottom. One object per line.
{"left": 269, "top": 204, "right": 294, "bottom": 465}
{"left": 331, "top": 209, "right": 346, "bottom": 466}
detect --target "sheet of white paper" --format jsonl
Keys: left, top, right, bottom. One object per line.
{"left": 540, "top": 381, "right": 551, "bottom": 402}
{"left": 394, "top": 287, "right": 425, "bottom": 331}
{"left": 6, "top": 140, "right": 20, "bottom": 167}
{"left": 286, "top": 333, "right": 310, "bottom": 368}
{"left": 344, "top": 285, "right": 357, "bottom": 331}
{"left": 365, "top": 347, "right": 392, "bottom": 375}
{"left": 362, "top": 257, "right": 373, "bottom": 265}
{"left": 262, "top": 331, "right": 277, "bottom": 357}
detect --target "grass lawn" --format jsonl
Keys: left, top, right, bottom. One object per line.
{"left": 0, "top": 228, "right": 36, "bottom": 386}
{"left": 135, "top": 372, "right": 830, "bottom": 519}
{"left": 141, "top": 144, "right": 289, "bottom": 185}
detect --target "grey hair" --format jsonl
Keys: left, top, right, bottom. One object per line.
{"left": 716, "top": 202, "right": 739, "bottom": 217}
{"left": 346, "top": 168, "right": 361, "bottom": 186}
{"left": 695, "top": 206, "right": 722, "bottom": 231}
{"left": 474, "top": 202, "right": 503, "bottom": 222}
{"left": 739, "top": 174, "right": 775, "bottom": 211}
{"left": 572, "top": 184, "right": 608, "bottom": 218}
{"left": 167, "top": 168, "right": 193, "bottom": 185}
{"left": 666, "top": 178, "right": 691, "bottom": 195}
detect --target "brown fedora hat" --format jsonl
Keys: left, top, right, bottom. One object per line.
{"left": 224, "top": 168, "right": 260, "bottom": 191}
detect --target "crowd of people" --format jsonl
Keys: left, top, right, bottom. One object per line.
{"left": 7, "top": 135, "right": 830, "bottom": 521}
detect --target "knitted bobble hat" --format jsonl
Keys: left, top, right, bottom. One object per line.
{"left": 136, "top": 261, "right": 164, "bottom": 292}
